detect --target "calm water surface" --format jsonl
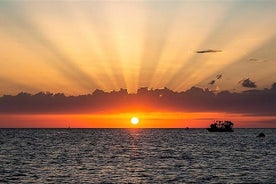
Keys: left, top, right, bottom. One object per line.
{"left": 0, "top": 129, "right": 275, "bottom": 183}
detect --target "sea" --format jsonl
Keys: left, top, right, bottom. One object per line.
{"left": 0, "top": 128, "right": 275, "bottom": 183}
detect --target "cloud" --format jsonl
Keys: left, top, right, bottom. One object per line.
{"left": 248, "top": 58, "right": 268, "bottom": 63}
{"left": 196, "top": 49, "right": 222, "bottom": 54}
{"left": 1, "top": 84, "right": 276, "bottom": 117}
{"left": 272, "top": 82, "right": 276, "bottom": 89}
{"left": 241, "top": 78, "right": 257, "bottom": 88}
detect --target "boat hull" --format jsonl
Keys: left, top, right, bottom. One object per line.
{"left": 206, "top": 128, "right": 233, "bottom": 132}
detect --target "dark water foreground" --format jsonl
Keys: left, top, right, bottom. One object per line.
{"left": 0, "top": 128, "right": 275, "bottom": 183}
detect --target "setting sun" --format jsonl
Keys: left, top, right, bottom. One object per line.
{"left": 131, "top": 117, "right": 139, "bottom": 125}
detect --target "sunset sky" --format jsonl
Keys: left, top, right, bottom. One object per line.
{"left": 0, "top": 1, "right": 276, "bottom": 128}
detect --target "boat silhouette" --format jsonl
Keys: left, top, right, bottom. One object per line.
{"left": 207, "top": 120, "right": 234, "bottom": 132}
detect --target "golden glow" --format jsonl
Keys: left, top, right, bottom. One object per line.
{"left": 131, "top": 117, "right": 139, "bottom": 125}
{"left": 0, "top": 2, "right": 276, "bottom": 95}
{"left": 1, "top": 112, "right": 275, "bottom": 128}
{"left": 1, "top": 2, "right": 276, "bottom": 128}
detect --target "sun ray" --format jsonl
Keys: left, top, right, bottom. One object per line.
{"left": 64, "top": 2, "right": 121, "bottom": 91}
{"left": 139, "top": 2, "right": 180, "bottom": 89}
{"left": 104, "top": 2, "right": 147, "bottom": 93}
{"left": 1, "top": 1, "right": 276, "bottom": 96}
{"left": 150, "top": 2, "right": 231, "bottom": 90}
{"left": 1, "top": 2, "right": 106, "bottom": 92}
{"left": 159, "top": 1, "right": 276, "bottom": 91}
{"left": 174, "top": 16, "right": 276, "bottom": 91}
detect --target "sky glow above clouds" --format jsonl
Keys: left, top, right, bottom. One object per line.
{"left": 0, "top": 1, "right": 276, "bottom": 95}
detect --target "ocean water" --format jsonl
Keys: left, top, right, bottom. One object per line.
{"left": 0, "top": 128, "right": 275, "bottom": 183}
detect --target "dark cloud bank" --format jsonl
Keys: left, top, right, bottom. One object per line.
{"left": 241, "top": 78, "right": 257, "bottom": 88}
{"left": 1, "top": 84, "right": 276, "bottom": 116}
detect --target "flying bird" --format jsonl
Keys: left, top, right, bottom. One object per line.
{"left": 209, "top": 80, "right": 216, "bottom": 85}
{"left": 209, "top": 74, "right": 222, "bottom": 85}
{"left": 216, "top": 74, "right": 222, "bottom": 79}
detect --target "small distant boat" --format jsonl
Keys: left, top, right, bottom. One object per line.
{"left": 206, "top": 120, "right": 234, "bottom": 132}
{"left": 257, "top": 132, "right": 265, "bottom": 138}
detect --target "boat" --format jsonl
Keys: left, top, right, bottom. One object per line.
{"left": 257, "top": 132, "right": 265, "bottom": 138}
{"left": 206, "top": 120, "right": 234, "bottom": 132}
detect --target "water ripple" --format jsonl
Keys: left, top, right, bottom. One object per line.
{"left": 0, "top": 128, "right": 275, "bottom": 183}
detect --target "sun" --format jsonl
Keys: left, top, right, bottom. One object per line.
{"left": 131, "top": 117, "right": 139, "bottom": 125}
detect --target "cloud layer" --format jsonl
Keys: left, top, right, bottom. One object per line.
{"left": 1, "top": 84, "right": 276, "bottom": 116}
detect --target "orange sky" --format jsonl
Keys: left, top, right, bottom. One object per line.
{"left": 1, "top": 1, "right": 276, "bottom": 128}
{"left": 1, "top": 112, "right": 275, "bottom": 128}
{"left": 0, "top": 1, "right": 276, "bottom": 95}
